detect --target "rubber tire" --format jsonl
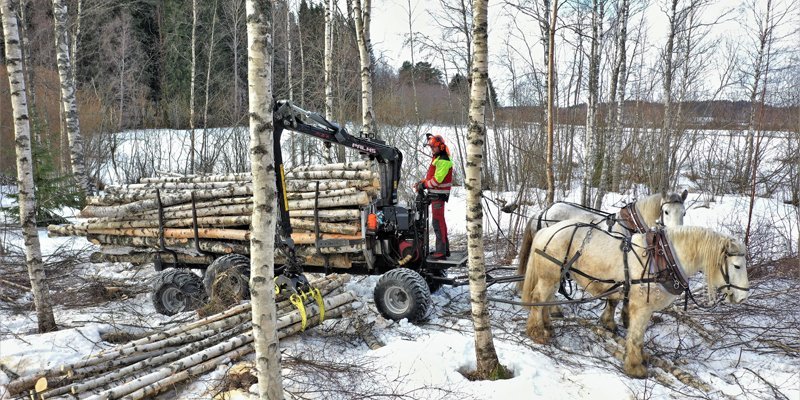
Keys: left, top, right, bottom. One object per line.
{"left": 374, "top": 268, "right": 431, "bottom": 322}
{"left": 151, "top": 268, "right": 206, "bottom": 316}
{"left": 425, "top": 269, "right": 448, "bottom": 293}
{"left": 203, "top": 254, "right": 251, "bottom": 299}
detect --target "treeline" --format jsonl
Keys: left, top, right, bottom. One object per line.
{"left": 501, "top": 101, "right": 800, "bottom": 132}
{"left": 0, "top": 0, "right": 470, "bottom": 176}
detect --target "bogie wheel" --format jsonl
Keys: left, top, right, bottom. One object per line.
{"left": 374, "top": 268, "right": 431, "bottom": 322}
{"left": 151, "top": 268, "right": 206, "bottom": 316}
{"left": 204, "top": 254, "right": 251, "bottom": 300}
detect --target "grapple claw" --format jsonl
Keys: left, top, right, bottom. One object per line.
{"left": 274, "top": 272, "right": 311, "bottom": 299}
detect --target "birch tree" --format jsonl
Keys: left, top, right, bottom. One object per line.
{"left": 545, "top": 0, "right": 558, "bottom": 205}
{"left": 352, "top": 0, "right": 375, "bottom": 138}
{"left": 324, "top": 0, "right": 338, "bottom": 162}
{"left": 52, "top": 0, "right": 90, "bottom": 195}
{"left": 656, "top": 0, "right": 679, "bottom": 194}
{"left": 610, "top": 0, "right": 630, "bottom": 190}
{"left": 583, "top": 0, "right": 603, "bottom": 207}
{"left": 599, "top": 0, "right": 629, "bottom": 197}
{"left": 246, "top": 0, "right": 284, "bottom": 398}
{"left": 223, "top": 0, "right": 245, "bottom": 121}
{"left": 189, "top": 0, "right": 198, "bottom": 173}
{"left": 2, "top": 0, "right": 57, "bottom": 333}
{"left": 465, "top": 0, "right": 508, "bottom": 380}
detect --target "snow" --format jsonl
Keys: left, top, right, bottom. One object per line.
{"left": 1, "top": 129, "right": 799, "bottom": 399}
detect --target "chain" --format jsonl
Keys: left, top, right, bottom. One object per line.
{"left": 578, "top": 224, "right": 594, "bottom": 254}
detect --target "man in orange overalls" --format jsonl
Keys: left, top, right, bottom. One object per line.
{"left": 415, "top": 133, "right": 453, "bottom": 259}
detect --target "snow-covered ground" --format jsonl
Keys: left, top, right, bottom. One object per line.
{"left": 1, "top": 184, "right": 797, "bottom": 399}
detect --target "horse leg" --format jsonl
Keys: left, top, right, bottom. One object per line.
{"left": 525, "top": 279, "right": 558, "bottom": 344}
{"left": 621, "top": 302, "right": 630, "bottom": 329}
{"left": 600, "top": 299, "right": 619, "bottom": 332}
{"left": 623, "top": 304, "right": 650, "bottom": 378}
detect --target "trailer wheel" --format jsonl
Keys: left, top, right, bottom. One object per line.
{"left": 204, "top": 254, "right": 251, "bottom": 300}
{"left": 151, "top": 268, "right": 205, "bottom": 316}
{"left": 374, "top": 268, "right": 431, "bottom": 322}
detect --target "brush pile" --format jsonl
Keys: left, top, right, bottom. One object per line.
{"left": 4, "top": 274, "right": 357, "bottom": 400}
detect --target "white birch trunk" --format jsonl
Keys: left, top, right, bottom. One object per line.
{"left": 612, "top": 0, "right": 629, "bottom": 189}
{"left": 465, "top": 0, "right": 503, "bottom": 378}
{"left": 582, "top": 0, "right": 602, "bottom": 206}
{"left": 52, "top": 0, "right": 90, "bottom": 195}
{"left": 352, "top": 0, "right": 375, "bottom": 137}
{"left": 202, "top": 2, "right": 218, "bottom": 160}
{"left": 245, "top": 0, "right": 284, "bottom": 397}
{"left": 189, "top": 0, "right": 198, "bottom": 174}
{"left": 2, "top": 0, "right": 57, "bottom": 333}
{"left": 658, "top": 0, "right": 679, "bottom": 193}
{"left": 545, "top": 0, "right": 558, "bottom": 205}
{"left": 324, "top": 0, "right": 333, "bottom": 121}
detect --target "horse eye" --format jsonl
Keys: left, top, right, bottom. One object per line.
{"left": 734, "top": 264, "right": 742, "bottom": 270}
{"left": 665, "top": 211, "right": 669, "bottom": 215}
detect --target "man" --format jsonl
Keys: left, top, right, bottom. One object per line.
{"left": 416, "top": 133, "right": 453, "bottom": 259}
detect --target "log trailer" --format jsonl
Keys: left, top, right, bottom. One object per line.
{"left": 160, "top": 100, "right": 467, "bottom": 321}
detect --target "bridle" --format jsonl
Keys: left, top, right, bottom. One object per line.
{"left": 717, "top": 251, "right": 750, "bottom": 293}
{"left": 655, "top": 199, "right": 685, "bottom": 228}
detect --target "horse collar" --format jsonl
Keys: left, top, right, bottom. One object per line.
{"left": 645, "top": 229, "right": 690, "bottom": 296}
{"left": 619, "top": 202, "right": 648, "bottom": 234}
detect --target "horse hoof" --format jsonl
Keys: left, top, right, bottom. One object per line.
{"left": 624, "top": 363, "right": 647, "bottom": 379}
{"left": 526, "top": 327, "right": 552, "bottom": 344}
{"left": 549, "top": 309, "right": 565, "bottom": 319}
{"left": 601, "top": 321, "right": 618, "bottom": 333}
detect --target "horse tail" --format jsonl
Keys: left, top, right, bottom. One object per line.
{"left": 516, "top": 215, "right": 538, "bottom": 293}
{"left": 520, "top": 230, "right": 538, "bottom": 305}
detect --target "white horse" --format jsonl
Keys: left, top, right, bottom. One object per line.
{"left": 522, "top": 221, "right": 749, "bottom": 378}
{"left": 516, "top": 191, "right": 689, "bottom": 285}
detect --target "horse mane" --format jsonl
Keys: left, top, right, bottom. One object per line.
{"left": 666, "top": 226, "right": 743, "bottom": 301}
{"left": 636, "top": 193, "right": 665, "bottom": 226}
{"left": 636, "top": 192, "right": 684, "bottom": 227}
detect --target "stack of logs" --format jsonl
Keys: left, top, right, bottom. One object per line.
{"left": 48, "top": 161, "right": 379, "bottom": 269}
{"left": 5, "top": 274, "right": 357, "bottom": 400}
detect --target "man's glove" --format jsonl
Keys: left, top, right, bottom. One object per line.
{"left": 415, "top": 180, "right": 425, "bottom": 192}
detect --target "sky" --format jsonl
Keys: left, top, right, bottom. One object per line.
{"left": 365, "top": 0, "right": 798, "bottom": 105}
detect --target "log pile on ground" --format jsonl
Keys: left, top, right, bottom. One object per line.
{"left": 47, "top": 162, "right": 378, "bottom": 268}
{"left": 5, "top": 274, "right": 357, "bottom": 400}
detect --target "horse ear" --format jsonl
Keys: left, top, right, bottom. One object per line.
{"left": 681, "top": 189, "right": 688, "bottom": 202}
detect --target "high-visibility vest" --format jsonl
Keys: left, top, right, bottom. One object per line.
{"left": 423, "top": 154, "right": 453, "bottom": 197}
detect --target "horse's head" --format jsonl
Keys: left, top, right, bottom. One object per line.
{"left": 658, "top": 190, "right": 688, "bottom": 227}
{"left": 713, "top": 238, "right": 750, "bottom": 304}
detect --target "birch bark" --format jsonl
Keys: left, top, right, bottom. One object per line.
{"left": 245, "top": 0, "right": 284, "bottom": 398}
{"left": 352, "top": 0, "right": 375, "bottom": 137}
{"left": 52, "top": 0, "right": 90, "bottom": 195}
{"left": 2, "top": 0, "right": 57, "bottom": 333}
{"left": 465, "top": 0, "right": 505, "bottom": 379}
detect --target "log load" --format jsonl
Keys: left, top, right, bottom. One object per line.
{"left": 4, "top": 274, "right": 358, "bottom": 400}
{"left": 48, "top": 161, "right": 378, "bottom": 268}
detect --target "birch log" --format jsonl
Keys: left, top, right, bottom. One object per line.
{"left": 290, "top": 160, "right": 371, "bottom": 172}
{"left": 139, "top": 173, "right": 252, "bottom": 184}
{"left": 87, "top": 235, "right": 249, "bottom": 255}
{"left": 286, "top": 169, "right": 375, "bottom": 180}
{"left": 89, "top": 252, "right": 215, "bottom": 265}
{"left": 287, "top": 192, "right": 369, "bottom": 210}
{"left": 80, "top": 186, "right": 254, "bottom": 218}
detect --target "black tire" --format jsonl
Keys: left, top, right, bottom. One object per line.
{"left": 204, "top": 254, "right": 251, "bottom": 299}
{"left": 425, "top": 269, "right": 448, "bottom": 293}
{"left": 374, "top": 268, "right": 431, "bottom": 322}
{"left": 151, "top": 268, "right": 206, "bottom": 316}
